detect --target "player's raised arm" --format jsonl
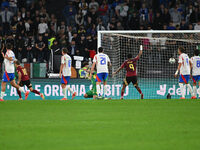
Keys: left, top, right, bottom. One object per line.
{"left": 136, "top": 45, "right": 143, "bottom": 59}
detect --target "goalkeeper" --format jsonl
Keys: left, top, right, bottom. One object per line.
{"left": 84, "top": 71, "right": 97, "bottom": 99}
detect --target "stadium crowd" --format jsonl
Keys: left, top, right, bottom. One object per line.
{"left": 0, "top": 0, "right": 200, "bottom": 64}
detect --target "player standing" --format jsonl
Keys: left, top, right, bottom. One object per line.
{"left": 15, "top": 60, "right": 45, "bottom": 100}
{"left": 0, "top": 43, "right": 26, "bottom": 101}
{"left": 190, "top": 50, "right": 200, "bottom": 98}
{"left": 59, "top": 48, "right": 76, "bottom": 100}
{"left": 90, "top": 47, "right": 111, "bottom": 98}
{"left": 112, "top": 45, "right": 143, "bottom": 99}
{"left": 174, "top": 46, "right": 195, "bottom": 99}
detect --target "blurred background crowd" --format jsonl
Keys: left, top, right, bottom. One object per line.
{"left": 0, "top": 0, "right": 200, "bottom": 65}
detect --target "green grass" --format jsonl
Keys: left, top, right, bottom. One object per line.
{"left": 0, "top": 99, "right": 200, "bottom": 150}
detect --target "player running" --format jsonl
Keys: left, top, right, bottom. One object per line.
{"left": 90, "top": 47, "right": 112, "bottom": 99}
{"left": 190, "top": 50, "right": 200, "bottom": 98}
{"left": 84, "top": 71, "right": 97, "bottom": 99}
{"left": 59, "top": 48, "right": 76, "bottom": 100}
{"left": 112, "top": 45, "right": 143, "bottom": 99}
{"left": 174, "top": 46, "right": 195, "bottom": 99}
{"left": 0, "top": 43, "right": 26, "bottom": 101}
{"left": 15, "top": 60, "right": 45, "bottom": 100}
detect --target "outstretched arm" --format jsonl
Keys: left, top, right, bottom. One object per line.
{"left": 112, "top": 66, "right": 122, "bottom": 77}
{"left": 136, "top": 45, "right": 143, "bottom": 58}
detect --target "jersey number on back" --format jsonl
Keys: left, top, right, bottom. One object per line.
{"left": 68, "top": 60, "right": 71, "bottom": 67}
{"left": 197, "top": 60, "right": 200, "bottom": 68}
{"left": 100, "top": 57, "right": 106, "bottom": 65}
{"left": 22, "top": 69, "right": 27, "bottom": 76}
{"left": 129, "top": 64, "right": 134, "bottom": 71}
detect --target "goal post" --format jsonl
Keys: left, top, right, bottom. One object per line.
{"left": 98, "top": 30, "right": 200, "bottom": 99}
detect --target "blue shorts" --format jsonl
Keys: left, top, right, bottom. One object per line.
{"left": 61, "top": 76, "right": 70, "bottom": 84}
{"left": 2, "top": 72, "right": 15, "bottom": 82}
{"left": 179, "top": 75, "right": 190, "bottom": 83}
{"left": 192, "top": 75, "right": 200, "bottom": 83}
{"left": 96, "top": 73, "right": 108, "bottom": 82}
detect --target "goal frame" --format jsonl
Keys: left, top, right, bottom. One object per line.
{"left": 97, "top": 30, "right": 200, "bottom": 48}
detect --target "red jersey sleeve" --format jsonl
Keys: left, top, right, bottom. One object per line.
{"left": 133, "top": 56, "right": 139, "bottom": 61}
{"left": 121, "top": 61, "right": 126, "bottom": 68}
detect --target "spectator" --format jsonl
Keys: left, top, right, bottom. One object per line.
{"left": 38, "top": 18, "right": 48, "bottom": 34}
{"left": 51, "top": 40, "right": 61, "bottom": 55}
{"left": 115, "top": 2, "right": 129, "bottom": 28}
{"left": 89, "top": 0, "right": 99, "bottom": 12}
{"left": 162, "top": 8, "right": 171, "bottom": 25}
{"left": 169, "top": 7, "right": 181, "bottom": 26}
{"left": 167, "top": 22, "right": 176, "bottom": 30}
{"left": 153, "top": 12, "right": 163, "bottom": 30}
{"left": 43, "top": 32, "right": 50, "bottom": 62}
{"left": 35, "top": 35, "right": 45, "bottom": 62}
{"left": 78, "top": 34, "right": 87, "bottom": 57}
{"left": 116, "top": 21, "right": 124, "bottom": 30}
{"left": 96, "top": 18, "right": 105, "bottom": 31}
{"left": 194, "top": 21, "right": 200, "bottom": 30}
{"left": 129, "top": 11, "right": 140, "bottom": 30}
{"left": 148, "top": 8, "right": 154, "bottom": 25}
{"left": 87, "top": 7, "right": 98, "bottom": 24}
{"left": 188, "top": 24, "right": 193, "bottom": 30}
{"left": 75, "top": 10, "right": 84, "bottom": 27}
{"left": 0, "top": 6, "right": 13, "bottom": 35}
{"left": 68, "top": 40, "right": 79, "bottom": 58}
{"left": 139, "top": 3, "right": 148, "bottom": 25}
{"left": 24, "top": 33, "right": 35, "bottom": 62}
{"left": 57, "top": 21, "right": 66, "bottom": 33}
{"left": 180, "top": 20, "right": 188, "bottom": 30}
{"left": 16, "top": 35, "right": 24, "bottom": 62}
{"left": 190, "top": 7, "right": 200, "bottom": 24}
{"left": 9, "top": 0, "right": 18, "bottom": 14}
{"left": 98, "top": 0, "right": 109, "bottom": 27}
{"left": 79, "top": 0, "right": 88, "bottom": 16}
{"left": 63, "top": 1, "right": 76, "bottom": 26}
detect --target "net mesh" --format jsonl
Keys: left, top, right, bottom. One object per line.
{"left": 99, "top": 31, "right": 200, "bottom": 99}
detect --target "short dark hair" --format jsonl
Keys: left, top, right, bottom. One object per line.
{"left": 127, "top": 54, "right": 132, "bottom": 59}
{"left": 15, "top": 60, "right": 20, "bottom": 65}
{"left": 194, "top": 50, "right": 199, "bottom": 56}
{"left": 62, "top": 48, "right": 68, "bottom": 54}
{"left": 178, "top": 46, "right": 185, "bottom": 53}
{"left": 98, "top": 47, "right": 104, "bottom": 52}
{"left": 6, "top": 43, "right": 12, "bottom": 49}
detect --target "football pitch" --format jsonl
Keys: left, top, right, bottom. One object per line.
{"left": 0, "top": 99, "right": 200, "bottom": 150}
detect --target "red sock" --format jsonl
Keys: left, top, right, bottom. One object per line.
{"left": 136, "top": 87, "right": 142, "bottom": 94}
{"left": 32, "top": 90, "right": 40, "bottom": 95}
{"left": 121, "top": 91, "right": 124, "bottom": 97}
{"left": 17, "top": 89, "right": 22, "bottom": 98}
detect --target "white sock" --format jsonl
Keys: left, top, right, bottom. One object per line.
{"left": 62, "top": 88, "right": 67, "bottom": 98}
{"left": 193, "top": 86, "right": 197, "bottom": 97}
{"left": 96, "top": 84, "right": 101, "bottom": 96}
{"left": 66, "top": 86, "right": 73, "bottom": 94}
{"left": 0, "top": 91, "right": 5, "bottom": 99}
{"left": 19, "top": 87, "right": 25, "bottom": 93}
{"left": 104, "top": 85, "right": 108, "bottom": 97}
{"left": 197, "top": 88, "right": 200, "bottom": 97}
{"left": 179, "top": 83, "right": 185, "bottom": 98}
{"left": 186, "top": 84, "right": 194, "bottom": 96}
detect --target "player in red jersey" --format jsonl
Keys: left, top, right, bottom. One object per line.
{"left": 113, "top": 45, "right": 143, "bottom": 99}
{"left": 15, "top": 60, "right": 45, "bottom": 100}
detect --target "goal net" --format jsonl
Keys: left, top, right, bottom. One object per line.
{"left": 98, "top": 30, "right": 200, "bottom": 99}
